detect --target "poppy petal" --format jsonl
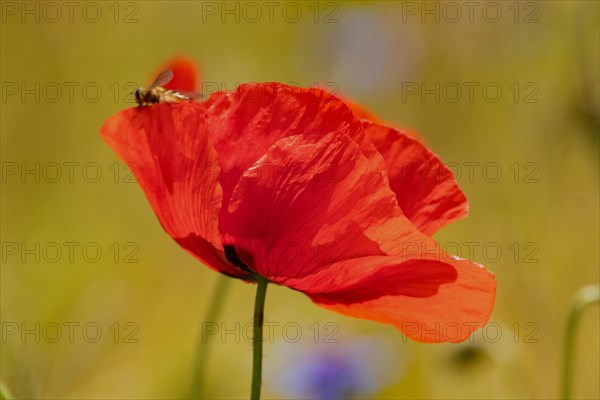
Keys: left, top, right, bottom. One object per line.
{"left": 287, "top": 256, "right": 458, "bottom": 299}
{"left": 220, "top": 122, "right": 446, "bottom": 282}
{"left": 202, "top": 83, "right": 381, "bottom": 217}
{"left": 363, "top": 121, "right": 468, "bottom": 235}
{"left": 100, "top": 104, "right": 246, "bottom": 278}
{"left": 155, "top": 56, "right": 199, "bottom": 92}
{"left": 307, "top": 257, "right": 495, "bottom": 343}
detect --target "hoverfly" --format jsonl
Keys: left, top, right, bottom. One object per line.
{"left": 133, "top": 70, "right": 201, "bottom": 106}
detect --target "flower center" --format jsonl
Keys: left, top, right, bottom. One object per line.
{"left": 223, "top": 245, "right": 252, "bottom": 274}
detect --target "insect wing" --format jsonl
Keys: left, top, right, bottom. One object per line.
{"left": 148, "top": 70, "right": 174, "bottom": 90}
{"left": 175, "top": 90, "right": 204, "bottom": 100}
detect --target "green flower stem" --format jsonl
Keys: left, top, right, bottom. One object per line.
{"left": 250, "top": 275, "right": 269, "bottom": 400}
{"left": 0, "top": 381, "right": 15, "bottom": 400}
{"left": 189, "top": 275, "right": 231, "bottom": 399}
{"left": 561, "top": 284, "right": 600, "bottom": 399}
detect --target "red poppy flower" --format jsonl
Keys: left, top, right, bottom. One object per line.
{"left": 101, "top": 76, "right": 495, "bottom": 343}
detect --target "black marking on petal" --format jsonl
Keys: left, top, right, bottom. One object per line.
{"left": 223, "top": 245, "right": 252, "bottom": 273}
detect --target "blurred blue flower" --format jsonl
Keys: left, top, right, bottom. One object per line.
{"left": 292, "top": 6, "right": 425, "bottom": 97}
{"left": 266, "top": 336, "right": 403, "bottom": 400}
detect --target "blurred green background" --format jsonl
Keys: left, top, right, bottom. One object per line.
{"left": 1, "top": 1, "right": 598, "bottom": 399}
